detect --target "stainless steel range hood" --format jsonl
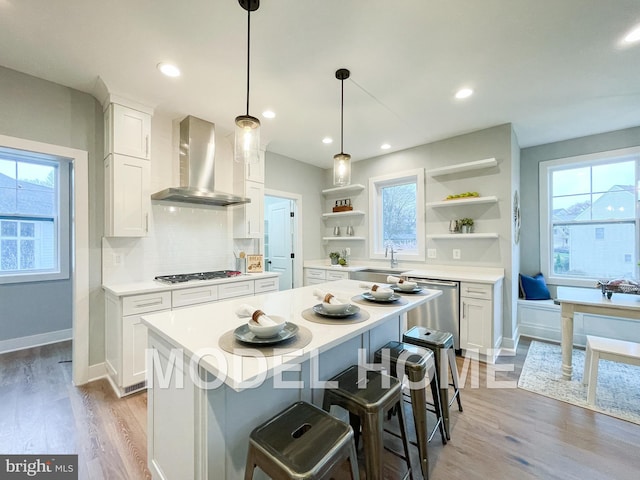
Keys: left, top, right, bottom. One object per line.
{"left": 151, "top": 116, "right": 250, "bottom": 206}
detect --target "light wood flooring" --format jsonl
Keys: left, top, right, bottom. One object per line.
{"left": 1, "top": 338, "right": 639, "bottom": 479}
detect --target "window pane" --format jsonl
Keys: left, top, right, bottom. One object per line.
{"left": 20, "top": 239, "right": 35, "bottom": 269}
{"left": 382, "top": 182, "right": 417, "bottom": 251}
{"left": 1, "top": 239, "right": 18, "bottom": 270}
{"left": 552, "top": 194, "right": 590, "bottom": 220}
{"left": 552, "top": 223, "right": 635, "bottom": 278}
{"left": 1, "top": 220, "right": 17, "bottom": 237}
{"left": 20, "top": 222, "right": 35, "bottom": 237}
{"left": 552, "top": 167, "right": 590, "bottom": 196}
{"left": 592, "top": 161, "right": 634, "bottom": 193}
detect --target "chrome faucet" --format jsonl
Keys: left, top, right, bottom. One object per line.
{"left": 385, "top": 244, "right": 398, "bottom": 268}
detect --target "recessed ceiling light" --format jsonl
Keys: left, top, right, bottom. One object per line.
{"left": 381, "top": 143, "right": 391, "bottom": 150}
{"left": 623, "top": 24, "right": 640, "bottom": 44}
{"left": 262, "top": 110, "right": 276, "bottom": 119}
{"left": 157, "top": 63, "right": 181, "bottom": 77}
{"left": 455, "top": 88, "right": 473, "bottom": 99}
{"left": 322, "top": 137, "right": 333, "bottom": 144}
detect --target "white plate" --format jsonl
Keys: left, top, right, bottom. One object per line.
{"left": 234, "top": 322, "right": 299, "bottom": 345}
{"left": 312, "top": 303, "right": 360, "bottom": 318}
{"left": 391, "top": 285, "right": 423, "bottom": 294}
{"left": 361, "top": 292, "right": 402, "bottom": 303}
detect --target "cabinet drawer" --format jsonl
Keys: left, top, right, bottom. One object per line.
{"left": 219, "top": 280, "right": 255, "bottom": 300}
{"left": 305, "top": 269, "right": 326, "bottom": 280}
{"left": 172, "top": 285, "right": 219, "bottom": 308}
{"left": 123, "top": 291, "right": 171, "bottom": 316}
{"left": 326, "top": 270, "right": 349, "bottom": 281}
{"left": 255, "top": 277, "right": 279, "bottom": 293}
{"left": 460, "top": 282, "right": 492, "bottom": 300}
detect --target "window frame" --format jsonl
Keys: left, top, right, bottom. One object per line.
{"left": 539, "top": 146, "right": 640, "bottom": 287}
{"left": 368, "top": 168, "right": 425, "bottom": 261}
{"left": 0, "top": 146, "right": 70, "bottom": 284}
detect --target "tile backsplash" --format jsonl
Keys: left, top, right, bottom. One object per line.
{"left": 102, "top": 203, "right": 234, "bottom": 285}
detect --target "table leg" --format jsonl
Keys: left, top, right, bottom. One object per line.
{"left": 560, "top": 303, "right": 574, "bottom": 380}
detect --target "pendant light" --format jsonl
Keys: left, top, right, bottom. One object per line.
{"left": 234, "top": 0, "right": 260, "bottom": 164}
{"left": 333, "top": 68, "right": 351, "bottom": 186}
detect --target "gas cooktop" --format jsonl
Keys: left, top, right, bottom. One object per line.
{"left": 154, "top": 270, "right": 242, "bottom": 284}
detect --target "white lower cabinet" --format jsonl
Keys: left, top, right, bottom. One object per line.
{"left": 460, "top": 280, "right": 503, "bottom": 363}
{"left": 303, "top": 268, "right": 349, "bottom": 286}
{"left": 106, "top": 291, "right": 171, "bottom": 397}
{"left": 105, "top": 277, "right": 279, "bottom": 397}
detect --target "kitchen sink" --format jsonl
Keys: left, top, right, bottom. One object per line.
{"left": 350, "top": 268, "right": 403, "bottom": 283}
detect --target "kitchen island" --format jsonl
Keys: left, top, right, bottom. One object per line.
{"left": 141, "top": 279, "right": 440, "bottom": 480}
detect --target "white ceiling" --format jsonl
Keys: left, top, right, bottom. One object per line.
{"left": 1, "top": 0, "right": 639, "bottom": 168}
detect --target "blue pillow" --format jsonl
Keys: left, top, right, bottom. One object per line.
{"left": 519, "top": 273, "right": 551, "bottom": 300}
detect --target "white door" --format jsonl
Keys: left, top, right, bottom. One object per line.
{"left": 266, "top": 197, "right": 294, "bottom": 290}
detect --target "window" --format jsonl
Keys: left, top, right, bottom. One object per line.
{"left": 540, "top": 147, "right": 640, "bottom": 286}
{"left": 369, "top": 168, "right": 425, "bottom": 261}
{"left": 0, "top": 146, "right": 70, "bottom": 284}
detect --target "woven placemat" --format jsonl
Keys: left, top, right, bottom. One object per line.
{"left": 350, "top": 294, "right": 409, "bottom": 307}
{"left": 301, "top": 307, "right": 370, "bottom": 325}
{"left": 218, "top": 324, "right": 313, "bottom": 357}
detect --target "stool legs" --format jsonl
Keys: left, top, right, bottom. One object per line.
{"left": 448, "top": 347, "right": 463, "bottom": 413}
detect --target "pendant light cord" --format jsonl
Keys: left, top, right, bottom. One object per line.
{"left": 246, "top": 7, "right": 251, "bottom": 116}
{"left": 340, "top": 77, "right": 344, "bottom": 154}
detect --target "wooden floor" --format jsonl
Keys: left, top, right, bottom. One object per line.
{"left": 1, "top": 338, "right": 639, "bottom": 479}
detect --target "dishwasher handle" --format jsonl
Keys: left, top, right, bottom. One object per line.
{"left": 408, "top": 278, "right": 458, "bottom": 288}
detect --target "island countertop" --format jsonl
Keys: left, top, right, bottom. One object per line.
{"left": 141, "top": 279, "right": 441, "bottom": 391}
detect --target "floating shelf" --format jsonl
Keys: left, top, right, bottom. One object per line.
{"left": 322, "top": 210, "right": 366, "bottom": 218}
{"left": 427, "top": 233, "right": 499, "bottom": 239}
{"left": 322, "top": 236, "right": 366, "bottom": 241}
{"left": 322, "top": 184, "right": 365, "bottom": 196}
{"left": 427, "top": 158, "right": 497, "bottom": 177}
{"left": 427, "top": 195, "right": 498, "bottom": 208}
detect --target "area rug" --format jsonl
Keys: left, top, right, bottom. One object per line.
{"left": 518, "top": 340, "right": 640, "bottom": 425}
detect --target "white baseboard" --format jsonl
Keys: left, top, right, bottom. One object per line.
{"left": 0, "top": 329, "right": 72, "bottom": 355}
{"left": 87, "top": 362, "right": 107, "bottom": 383}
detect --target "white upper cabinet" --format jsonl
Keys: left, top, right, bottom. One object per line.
{"left": 234, "top": 148, "right": 265, "bottom": 239}
{"left": 104, "top": 154, "right": 150, "bottom": 237}
{"left": 104, "top": 103, "right": 152, "bottom": 160}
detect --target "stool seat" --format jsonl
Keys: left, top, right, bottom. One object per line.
{"left": 323, "top": 365, "right": 413, "bottom": 480}
{"left": 403, "top": 326, "right": 463, "bottom": 441}
{"left": 245, "top": 401, "right": 359, "bottom": 480}
{"left": 375, "top": 341, "right": 446, "bottom": 480}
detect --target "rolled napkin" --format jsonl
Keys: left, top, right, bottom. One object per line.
{"left": 370, "top": 284, "right": 393, "bottom": 294}
{"left": 235, "top": 303, "right": 277, "bottom": 326}
{"left": 358, "top": 282, "right": 374, "bottom": 289}
{"left": 387, "top": 275, "right": 403, "bottom": 284}
{"left": 313, "top": 288, "right": 343, "bottom": 305}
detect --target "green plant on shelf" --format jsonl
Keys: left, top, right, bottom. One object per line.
{"left": 329, "top": 251, "right": 340, "bottom": 265}
{"left": 459, "top": 218, "right": 474, "bottom": 226}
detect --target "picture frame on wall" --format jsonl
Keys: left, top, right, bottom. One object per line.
{"left": 246, "top": 254, "right": 264, "bottom": 273}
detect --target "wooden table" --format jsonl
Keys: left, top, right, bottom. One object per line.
{"left": 556, "top": 287, "right": 640, "bottom": 380}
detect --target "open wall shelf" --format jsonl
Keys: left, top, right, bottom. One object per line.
{"left": 321, "top": 184, "right": 365, "bottom": 196}
{"left": 427, "top": 233, "right": 499, "bottom": 240}
{"left": 427, "top": 158, "right": 497, "bottom": 177}
{"left": 322, "top": 210, "right": 365, "bottom": 218}
{"left": 427, "top": 195, "right": 498, "bottom": 208}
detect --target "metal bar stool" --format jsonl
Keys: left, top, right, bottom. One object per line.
{"left": 402, "top": 326, "right": 463, "bottom": 440}
{"left": 244, "top": 401, "right": 359, "bottom": 480}
{"left": 374, "top": 341, "right": 446, "bottom": 480}
{"left": 322, "top": 365, "right": 414, "bottom": 480}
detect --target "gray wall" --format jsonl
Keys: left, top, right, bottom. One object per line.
{"left": 0, "top": 66, "right": 104, "bottom": 363}
{"left": 520, "top": 126, "right": 640, "bottom": 282}
{"left": 264, "top": 151, "right": 326, "bottom": 262}
{"left": 322, "top": 124, "right": 519, "bottom": 343}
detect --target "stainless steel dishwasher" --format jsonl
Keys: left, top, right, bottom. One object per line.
{"left": 406, "top": 277, "right": 461, "bottom": 351}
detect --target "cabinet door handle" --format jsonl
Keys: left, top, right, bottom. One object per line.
{"left": 145, "top": 213, "right": 149, "bottom": 232}
{"left": 247, "top": 220, "right": 251, "bottom": 234}
{"left": 466, "top": 289, "right": 485, "bottom": 295}
{"left": 145, "top": 134, "right": 149, "bottom": 158}
{"left": 136, "top": 300, "right": 163, "bottom": 308}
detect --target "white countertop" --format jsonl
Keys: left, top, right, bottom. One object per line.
{"left": 102, "top": 271, "right": 280, "bottom": 297}
{"left": 303, "top": 260, "right": 504, "bottom": 284}
{"left": 141, "top": 279, "right": 440, "bottom": 391}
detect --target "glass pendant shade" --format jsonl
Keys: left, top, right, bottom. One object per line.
{"left": 333, "top": 152, "right": 351, "bottom": 186}
{"left": 234, "top": 114, "right": 260, "bottom": 164}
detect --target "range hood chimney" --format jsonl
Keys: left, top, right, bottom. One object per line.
{"left": 151, "top": 116, "right": 250, "bottom": 206}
